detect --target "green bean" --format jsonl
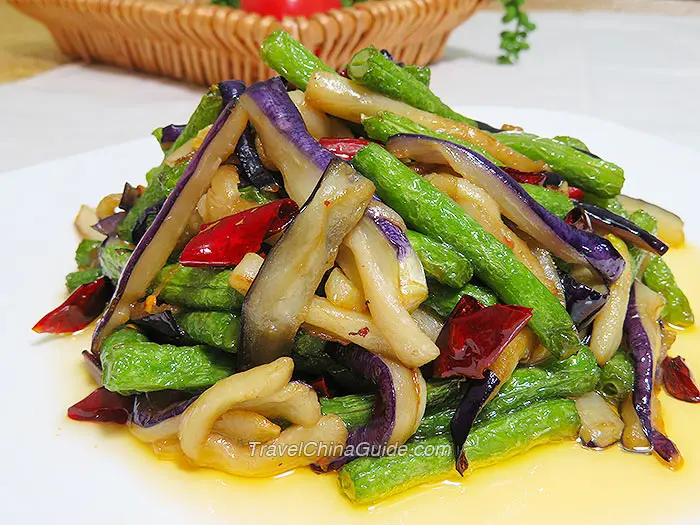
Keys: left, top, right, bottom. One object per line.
{"left": 65, "top": 268, "right": 103, "bottom": 291}
{"left": 353, "top": 144, "right": 581, "bottom": 358}
{"left": 412, "top": 347, "right": 600, "bottom": 439}
{"left": 100, "top": 328, "right": 234, "bottom": 395}
{"left": 625, "top": 210, "right": 694, "bottom": 326}
{"left": 553, "top": 135, "right": 589, "bottom": 151}
{"left": 347, "top": 47, "right": 476, "bottom": 126}
{"left": 290, "top": 329, "right": 331, "bottom": 374}
{"left": 74, "top": 239, "right": 101, "bottom": 268}
{"left": 339, "top": 398, "right": 580, "bottom": 504}
{"left": 176, "top": 311, "right": 240, "bottom": 352}
{"left": 239, "top": 185, "right": 278, "bottom": 205}
{"left": 496, "top": 132, "right": 624, "bottom": 197}
{"left": 362, "top": 111, "right": 500, "bottom": 165}
{"left": 643, "top": 256, "right": 694, "bottom": 327}
{"left": 403, "top": 65, "right": 431, "bottom": 86}
{"left": 118, "top": 86, "right": 224, "bottom": 241}
{"left": 423, "top": 281, "right": 497, "bottom": 320}
{"left": 405, "top": 230, "right": 473, "bottom": 288}
{"left": 259, "top": 30, "right": 335, "bottom": 91}
{"left": 583, "top": 193, "right": 628, "bottom": 217}
{"left": 521, "top": 183, "right": 574, "bottom": 219}
{"left": 597, "top": 350, "right": 634, "bottom": 404}
{"left": 627, "top": 209, "right": 657, "bottom": 277}
{"left": 98, "top": 240, "right": 134, "bottom": 282}
{"left": 150, "top": 264, "right": 243, "bottom": 311}
{"left": 320, "top": 380, "right": 463, "bottom": 429}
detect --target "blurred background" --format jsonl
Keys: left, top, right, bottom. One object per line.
{"left": 1, "top": 0, "right": 698, "bottom": 172}
{"left": 2, "top": 0, "right": 699, "bottom": 83}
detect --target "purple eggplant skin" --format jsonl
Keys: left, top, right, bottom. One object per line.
{"left": 119, "top": 183, "right": 142, "bottom": 212}
{"left": 561, "top": 273, "right": 609, "bottom": 329}
{"left": 578, "top": 202, "right": 668, "bottom": 256}
{"left": 235, "top": 125, "right": 280, "bottom": 192}
{"left": 242, "top": 77, "right": 335, "bottom": 203}
{"left": 386, "top": 135, "right": 625, "bottom": 284}
{"left": 132, "top": 310, "right": 192, "bottom": 346}
{"left": 218, "top": 80, "right": 246, "bottom": 106}
{"left": 82, "top": 350, "right": 103, "bottom": 385}
{"left": 160, "top": 124, "right": 186, "bottom": 146}
{"left": 370, "top": 216, "right": 410, "bottom": 260}
{"left": 92, "top": 212, "right": 127, "bottom": 236}
{"left": 323, "top": 345, "right": 397, "bottom": 471}
{"left": 131, "top": 390, "right": 198, "bottom": 428}
{"left": 239, "top": 159, "right": 374, "bottom": 368}
{"left": 91, "top": 93, "right": 249, "bottom": 354}
{"left": 132, "top": 198, "right": 166, "bottom": 244}
{"left": 624, "top": 283, "right": 681, "bottom": 467}
{"left": 450, "top": 370, "right": 500, "bottom": 475}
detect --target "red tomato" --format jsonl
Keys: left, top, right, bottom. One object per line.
{"left": 240, "top": 0, "right": 342, "bottom": 19}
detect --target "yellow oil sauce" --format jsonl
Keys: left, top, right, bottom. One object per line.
{"left": 49, "top": 245, "right": 700, "bottom": 524}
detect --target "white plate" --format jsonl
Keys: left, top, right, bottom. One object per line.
{"left": 2, "top": 108, "right": 698, "bottom": 524}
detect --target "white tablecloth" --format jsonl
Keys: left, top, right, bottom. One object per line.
{"left": 1, "top": 11, "right": 698, "bottom": 174}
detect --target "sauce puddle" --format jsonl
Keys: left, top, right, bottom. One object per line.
{"left": 49, "top": 245, "right": 700, "bottom": 523}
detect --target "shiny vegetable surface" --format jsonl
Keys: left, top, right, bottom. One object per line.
{"left": 176, "top": 311, "right": 240, "bottom": 352}
{"left": 423, "top": 281, "right": 498, "bottom": 320}
{"left": 179, "top": 199, "right": 298, "bottom": 267}
{"left": 362, "top": 111, "right": 499, "bottom": 164}
{"left": 240, "top": 160, "right": 374, "bottom": 368}
{"left": 387, "top": 135, "right": 625, "bottom": 284}
{"left": 405, "top": 230, "right": 473, "bottom": 288}
{"left": 150, "top": 265, "right": 243, "bottom": 311}
{"left": 347, "top": 47, "right": 476, "bottom": 126}
{"left": 100, "top": 328, "right": 235, "bottom": 395}
{"left": 662, "top": 356, "right": 700, "bottom": 403}
{"left": 259, "top": 30, "right": 335, "bottom": 91}
{"left": 353, "top": 143, "right": 581, "bottom": 358}
{"left": 598, "top": 350, "right": 635, "bottom": 405}
{"left": 496, "top": 132, "right": 625, "bottom": 197}
{"left": 33, "top": 277, "right": 113, "bottom": 334}
{"left": 339, "top": 399, "right": 580, "bottom": 504}
{"left": 643, "top": 256, "right": 695, "bottom": 328}
{"left": 433, "top": 296, "right": 532, "bottom": 380}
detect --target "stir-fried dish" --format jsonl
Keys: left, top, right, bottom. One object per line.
{"left": 34, "top": 31, "right": 698, "bottom": 505}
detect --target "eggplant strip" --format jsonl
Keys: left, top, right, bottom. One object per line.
{"left": 590, "top": 235, "right": 633, "bottom": 366}
{"left": 425, "top": 172, "right": 561, "bottom": 298}
{"left": 344, "top": 216, "right": 440, "bottom": 368}
{"left": 240, "top": 160, "right": 375, "bottom": 367}
{"left": 304, "top": 72, "right": 546, "bottom": 172}
{"left": 92, "top": 100, "right": 248, "bottom": 352}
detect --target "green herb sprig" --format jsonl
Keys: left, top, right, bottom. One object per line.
{"left": 498, "top": 0, "right": 536, "bottom": 64}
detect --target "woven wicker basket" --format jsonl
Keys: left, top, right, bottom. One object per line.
{"left": 8, "top": 0, "right": 483, "bottom": 85}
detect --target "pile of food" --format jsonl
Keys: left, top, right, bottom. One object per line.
{"left": 34, "top": 30, "right": 697, "bottom": 505}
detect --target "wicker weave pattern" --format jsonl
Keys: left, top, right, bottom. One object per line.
{"left": 8, "top": 0, "right": 482, "bottom": 85}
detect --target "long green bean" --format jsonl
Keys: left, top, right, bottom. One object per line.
{"left": 423, "top": 281, "right": 497, "bottom": 320}
{"left": 353, "top": 144, "right": 580, "bottom": 358}
{"left": 597, "top": 349, "right": 634, "bottom": 404}
{"left": 496, "top": 132, "right": 624, "bottom": 197}
{"left": 405, "top": 230, "right": 473, "bottom": 288}
{"left": 339, "top": 398, "right": 580, "bottom": 504}
{"left": 362, "top": 111, "right": 500, "bottom": 164}
{"left": 347, "top": 46, "right": 476, "bottom": 126}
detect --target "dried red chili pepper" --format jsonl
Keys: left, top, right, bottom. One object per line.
{"left": 501, "top": 166, "right": 548, "bottom": 186}
{"left": 568, "top": 186, "right": 584, "bottom": 200}
{"left": 67, "top": 387, "right": 134, "bottom": 424}
{"left": 180, "top": 199, "right": 298, "bottom": 267}
{"left": 319, "top": 138, "right": 371, "bottom": 161}
{"left": 32, "top": 277, "right": 113, "bottom": 334}
{"left": 662, "top": 356, "right": 700, "bottom": 403}
{"left": 433, "top": 295, "right": 533, "bottom": 379}
{"left": 310, "top": 377, "right": 333, "bottom": 398}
